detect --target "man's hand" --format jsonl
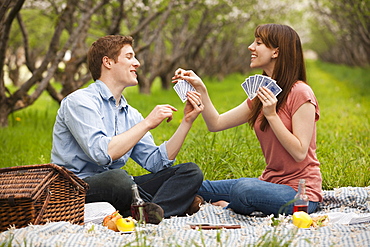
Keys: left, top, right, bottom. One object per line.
{"left": 144, "top": 105, "right": 178, "bottom": 129}
{"left": 108, "top": 104, "right": 176, "bottom": 160}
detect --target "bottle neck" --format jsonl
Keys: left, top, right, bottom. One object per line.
{"left": 298, "top": 179, "right": 306, "bottom": 193}
{"left": 132, "top": 184, "right": 145, "bottom": 205}
{"left": 132, "top": 186, "right": 140, "bottom": 198}
{"left": 298, "top": 183, "right": 306, "bottom": 194}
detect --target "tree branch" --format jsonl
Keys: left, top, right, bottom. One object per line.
{"left": 0, "top": 0, "right": 25, "bottom": 104}
{"left": 16, "top": 13, "right": 35, "bottom": 72}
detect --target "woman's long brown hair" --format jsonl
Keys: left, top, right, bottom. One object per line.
{"left": 247, "top": 24, "right": 307, "bottom": 131}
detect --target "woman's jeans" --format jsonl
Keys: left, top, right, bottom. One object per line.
{"left": 83, "top": 162, "right": 203, "bottom": 218}
{"left": 198, "top": 178, "right": 318, "bottom": 216}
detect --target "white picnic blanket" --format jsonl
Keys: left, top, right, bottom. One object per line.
{"left": 1, "top": 187, "right": 369, "bottom": 246}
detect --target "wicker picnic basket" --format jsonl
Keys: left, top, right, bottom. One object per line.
{"left": 0, "top": 163, "right": 89, "bottom": 232}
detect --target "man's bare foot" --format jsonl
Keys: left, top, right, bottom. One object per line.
{"left": 211, "top": 200, "right": 229, "bottom": 208}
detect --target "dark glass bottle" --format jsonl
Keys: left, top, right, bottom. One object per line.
{"left": 130, "top": 184, "right": 148, "bottom": 224}
{"left": 293, "top": 179, "right": 309, "bottom": 213}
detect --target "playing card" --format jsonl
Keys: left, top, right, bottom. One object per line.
{"left": 245, "top": 77, "right": 252, "bottom": 96}
{"left": 254, "top": 75, "right": 262, "bottom": 87}
{"left": 257, "top": 75, "right": 271, "bottom": 89}
{"left": 266, "top": 80, "right": 282, "bottom": 96}
{"left": 241, "top": 74, "right": 282, "bottom": 99}
{"left": 241, "top": 79, "right": 251, "bottom": 99}
{"left": 248, "top": 75, "right": 257, "bottom": 99}
{"left": 173, "top": 79, "right": 196, "bottom": 103}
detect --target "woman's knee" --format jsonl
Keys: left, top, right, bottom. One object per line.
{"left": 230, "top": 178, "right": 258, "bottom": 196}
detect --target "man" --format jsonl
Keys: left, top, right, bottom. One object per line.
{"left": 51, "top": 35, "right": 204, "bottom": 224}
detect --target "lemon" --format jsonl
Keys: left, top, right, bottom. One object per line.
{"left": 116, "top": 217, "right": 135, "bottom": 232}
{"left": 292, "top": 211, "right": 313, "bottom": 228}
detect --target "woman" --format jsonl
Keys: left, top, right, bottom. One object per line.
{"left": 173, "top": 24, "right": 322, "bottom": 216}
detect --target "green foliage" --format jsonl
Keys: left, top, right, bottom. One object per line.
{"left": 9, "top": 9, "right": 56, "bottom": 55}
{"left": 0, "top": 60, "right": 369, "bottom": 189}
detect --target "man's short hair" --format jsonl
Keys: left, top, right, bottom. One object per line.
{"left": 88, "top": 35, "right": 134, "bottom": 81}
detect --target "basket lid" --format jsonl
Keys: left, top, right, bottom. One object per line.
{"left": 0, "top": 163, "right": 88, "bottom": 200}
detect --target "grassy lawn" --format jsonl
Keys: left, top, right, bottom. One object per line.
{"left": 0, "top": 60, "right": 369, "bottom": 189}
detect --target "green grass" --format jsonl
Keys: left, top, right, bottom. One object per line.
{"left": 0, "top": 60, "right": 369, "bottom": 189}
{"left": 306, "top": 60, "right": 370, "bottom": 188}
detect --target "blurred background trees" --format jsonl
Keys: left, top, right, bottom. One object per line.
{"left": 1, "top": 0, "right": 369, "bottom": 127}
{"left": 309, "top": 0, "right": 369, "bottom": 66}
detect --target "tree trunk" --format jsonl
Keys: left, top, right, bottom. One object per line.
{"left": 138, "top": 74, "right": 151, "bottom": 94}
{"left": 0, "top": 100, "right": 11, "bottom": 127}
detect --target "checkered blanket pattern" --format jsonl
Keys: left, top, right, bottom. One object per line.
{"left": 1, "top": 187, "right": 369, "bottom": 246}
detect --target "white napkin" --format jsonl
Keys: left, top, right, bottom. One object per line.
{"left": 84, "top": 202, "right": 117, "bottom": 224}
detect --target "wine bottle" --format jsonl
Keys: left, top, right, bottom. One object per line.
{"left": 293, "top": 179, "right": 309, "bottom": 213}
{"left": 130, "top": 184, "right": 148, "bottom": 224}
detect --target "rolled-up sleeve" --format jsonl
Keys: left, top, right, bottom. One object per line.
{"left": 129, "top": 134, "right": 175, "bottom": 173}
{"left": 125, "top": 108, "right": 175, "bottom": 173}
{"left": 52, "top": 80, "right": 176, "bottom": 179}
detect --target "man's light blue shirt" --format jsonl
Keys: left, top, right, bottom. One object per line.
{"left": 51, "top": 80, "right": 174, "bottom": 179}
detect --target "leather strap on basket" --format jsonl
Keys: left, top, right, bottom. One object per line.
{"left": 33, "top": 188, "right": 52, "bottom": 225}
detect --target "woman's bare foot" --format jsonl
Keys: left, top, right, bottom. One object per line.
{"left": 211, "top": 200, "right": 229, "bottom": 208}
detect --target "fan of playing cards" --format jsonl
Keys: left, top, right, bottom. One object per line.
{"left": 173, "top": 79, "right": 196, "bottom": 103}
{"left": 241, "top": 75, "right": 282, "bottom": 100}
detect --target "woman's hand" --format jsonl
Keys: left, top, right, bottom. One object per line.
{"left": 183, "top": 91, "right": 204, "bottom": 123}
{"left": 257, "top": 86, "right": 278, "bottom": 117}
{"left": 172, "top": 68, "right": 207, "bottom": 92}
{"left": 257, "top": 86, "right": 316, "bottom": 162}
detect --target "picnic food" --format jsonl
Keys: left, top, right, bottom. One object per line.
{"left": 102, "top": 211, "right": 122, "bottom": 232}
{"left": 292, "top": 212, "right": 329, "bottom": 228}
{"left": 292, "top": 211, "right": 313, "bottom": 228}
{"left": 103, "top": 211, "right": 136, "bottom": 232}
{"left": 116, "top": 217, "right": 135, "bottom": 232}
{"left": 311, "top": 215, "right": 329, "bottom": 227}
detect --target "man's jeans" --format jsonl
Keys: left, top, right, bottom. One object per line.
{"left": 83, "top": 162, "right": 203, "bottom": 218}
{"left": 198, "top": 178, "right": 318, "bottom": 216}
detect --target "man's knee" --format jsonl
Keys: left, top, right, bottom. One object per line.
{"left": 176, "top": 162, "right": 204, "bottom": 181}
{"left": 85, "top": 169, "right": 133, "bottom": 190}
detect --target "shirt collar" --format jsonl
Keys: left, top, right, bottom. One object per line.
{"left": 96, "top": 80, "right": 128, "bottom": 111}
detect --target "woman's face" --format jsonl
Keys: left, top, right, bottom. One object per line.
{"left": 248, "top": 38, "right": 278, "bottom": 77}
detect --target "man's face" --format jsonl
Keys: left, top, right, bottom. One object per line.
{"left": 111, "top": 44, "right": 140, "bottom": 87}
